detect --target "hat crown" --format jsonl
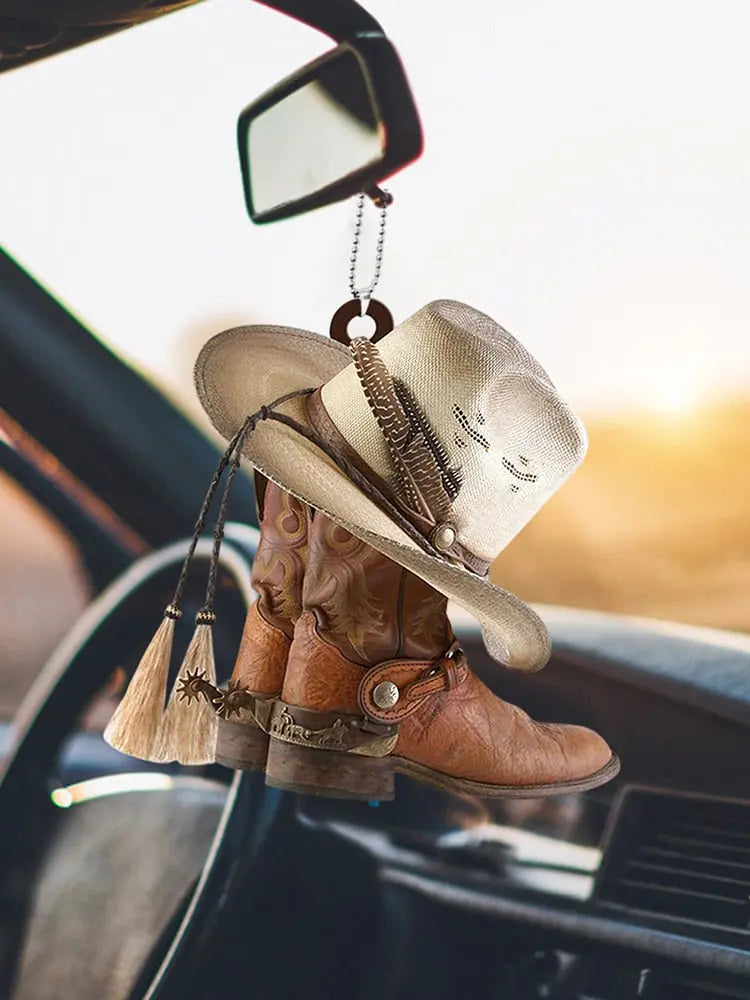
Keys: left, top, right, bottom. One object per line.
{"left": 321, "top": 300, "right": 587, "bottom": 564}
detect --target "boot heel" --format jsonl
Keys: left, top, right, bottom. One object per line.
{"left": 215, "top": 718, "right": 269, "bottom": 771}
{"left": 265, "top": 739, "right": 395, "bottom": 801}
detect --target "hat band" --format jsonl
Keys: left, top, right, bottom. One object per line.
{"left": 224, "top": 388, "right": 488, "bottom": 574}
{"left": 253, "top": 394, "right": 452, "bottom": 563}
{"left": 305, "top": 389, "right": 489, "bottom": 577}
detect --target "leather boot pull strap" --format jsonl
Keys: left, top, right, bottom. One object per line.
{"left": 358, "top": 645, "right": 468, "bottom": 725}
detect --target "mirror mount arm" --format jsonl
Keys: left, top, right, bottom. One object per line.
{"left": 255, "top": 0, "right": 384, "bottom": 43}
{"left": 365, "top": 186, "right": 393, "bottom": 208}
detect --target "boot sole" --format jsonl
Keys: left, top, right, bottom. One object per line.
{"left": 392, "top": 752, "right": 620, "bottom": 798}
{"left": 265, "top": 739, "right": 395, "bottom": 801}
{"left": 215, "top": 717, "right": 269, "bottom": 773}
{"left": 265, "top": 737, "right": 620, "bottom": 801}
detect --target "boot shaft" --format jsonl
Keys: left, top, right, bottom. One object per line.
{"left": 251, "top": 480, "right": 310, "bottom": 639}
{"left": 300, "top": 513, "right": 453, "bottom": 665}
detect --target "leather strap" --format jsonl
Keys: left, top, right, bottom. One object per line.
{"left": 305, "top": 389, "right": 490, "bottom": 577}
{"left": 358, "top": 646, "right": 469, "bottom": 725}
{"left": 224, "top": 386, "right": 490, "bottom": 575}
{"left": 268, "top": 404, "right": 446, "bottom": 562}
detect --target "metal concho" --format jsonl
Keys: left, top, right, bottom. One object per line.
{"left": 372, "top": 681, "right": 400, "bottom": 709}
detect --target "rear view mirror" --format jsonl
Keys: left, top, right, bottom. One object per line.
{"left": 238, "top": 38, "right": 423, "bottom": 223}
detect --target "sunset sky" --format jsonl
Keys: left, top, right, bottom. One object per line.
{"left": 1, "top": 0, "right": 749, "bottom": 419}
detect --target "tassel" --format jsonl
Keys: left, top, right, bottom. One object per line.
{"left": 103, "top": 402, "right": 300, "bottom": 766}
{"left": 153, "top": 423, "right": 251, "bottom": 765}
{"left": 101, "top": 420, "right": 246, "bottom": 765}
{"left": 103, "top": 605, "right": 182, "bottom": 761}
{"left": 152, "top": 611, "right": 218, "bottom": 765}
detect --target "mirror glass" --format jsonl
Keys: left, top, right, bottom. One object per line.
{"left": 246, "top": 49, "right": 383, "bottom": 217}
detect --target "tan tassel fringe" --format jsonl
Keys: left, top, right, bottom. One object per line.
{"left": 152, "top": 619, "right": 218, "bottom": 765}
{"left": 103, "top": 609, "right": 179, "bottom": 761}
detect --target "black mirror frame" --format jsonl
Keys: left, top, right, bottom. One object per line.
{"left": 237, "top": 35, "right": 423, "bottom": 224}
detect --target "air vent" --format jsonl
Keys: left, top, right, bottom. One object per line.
{"left": 584, "top": 964, "right": 750, "bottom": 1000}
{"left": 662, "top": 984, "right": 750, "bottom": 1000}
{"left": 596, "top": 788, "right": 750, "bottom": 933}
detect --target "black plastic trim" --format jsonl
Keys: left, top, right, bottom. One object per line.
{"left": 0, "top": 248, "right": 257, "bottom": 553}
{"left": 238, "top": 35, "right": 422, "bottom": 223}
{"left": 257, "top": 0, "right": 383, "bottom": 41}
{"left": 384, "top": 866, "right": 750, "bottom": 978}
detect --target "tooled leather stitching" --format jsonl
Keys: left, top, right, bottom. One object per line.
{"left": 302, "top": 521, "right": 389, "bottom": 663}
{"left": 443, "top": 659, "right": 463, "bottom": 691}
{"left": 358, "top": 657, "right": 468, "bottom": 724}
{"left": 402, "top": 662, "right": 468, "bottom": 701}
{"left": 252, "top": 600, "right": 292, "bottom": 638}
{"left": 359, "top": 664, "right": 434, "bottom": 724}
{"left": 399, "top": 675, "right": 446, "bottom": 702}
{"left": 252, "top": 486, "right": 309, "bottom": 635}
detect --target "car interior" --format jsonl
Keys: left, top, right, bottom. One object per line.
{"left": 1, "top": 2, "right": 750, "bottom": 999}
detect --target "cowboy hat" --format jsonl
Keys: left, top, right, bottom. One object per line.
{"left": 194, "top": 300, "right": 587, "bottom": 671}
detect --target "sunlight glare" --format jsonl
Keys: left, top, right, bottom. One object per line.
{"left": 657, "top": 383, "right": 693, "bottom": 414}
{"left": 51, "top": 772, "right": 174, "bottom": 808}
{"left": 650, "top": 377, "right": 702, "bottom": 417}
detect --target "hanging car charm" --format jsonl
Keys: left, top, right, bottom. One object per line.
{"left": 329, "top": 188, "right": 394, "bottom": 346}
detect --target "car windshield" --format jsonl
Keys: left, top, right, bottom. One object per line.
{"left": 2, "top": 0, "right": 749, "bottom": 635}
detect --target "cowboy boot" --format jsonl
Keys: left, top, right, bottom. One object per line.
{"left": 264, "top": 514, "right": 617, "bottom": 799}
{"left": 214, "top": 478, "right": 310, "bottom": 770}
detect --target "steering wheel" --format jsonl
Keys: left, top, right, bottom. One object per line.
{"left": 0, "top": 526, "right": 290, "bottom": 999}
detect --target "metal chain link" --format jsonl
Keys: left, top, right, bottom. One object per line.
{"left": 348, "top": 191, "right": 389, "bottom": 301}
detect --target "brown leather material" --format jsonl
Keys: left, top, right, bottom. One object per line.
{"left": 251, "top": 480, "right": 310, "bottom": 640}
{"left": 281, "top": 612, "right": 364, "bottom": 714}
{"left": 301, "top": 510, "right": 454, "bottom": 665}
{"left": 229, "top": 480, "right": 309, "bottom": 697}
{"left": 230, "top": 602, "right": 290, "bottom": 696}
{"left": 402, "top": 650, "right": 467, "bottom": 698}
{"left": 282, "top": 617, "right": 612, "bottom": 787}
{"left": 394, "top": 669, "right": 612, "bottom": 786}
{"left": 305, "top": 389, "right": 490, "bottom": 577}
{"left": 283, "top": 521, "right": 613, "bottom": 788}
{"left": 358, "top": 654, "right": 469, "bottom": 724}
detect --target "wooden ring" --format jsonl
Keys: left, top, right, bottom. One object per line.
{"left": 329, "top": 299, "right": 394, "bottom": 346}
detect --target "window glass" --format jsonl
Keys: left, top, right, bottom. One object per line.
{"left": 0, "top": 1, "right": 748, "bottom": 633}
{"left": 0, "top": 470, "right": 90, "bottom": 720}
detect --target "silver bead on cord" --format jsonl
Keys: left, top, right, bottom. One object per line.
{"left": 348, "top": 191, "right": 389, "bottom": 301}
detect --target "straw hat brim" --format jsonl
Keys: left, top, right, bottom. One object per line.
{"left": 195, "top": 325, "right": 551, "bottom": 671}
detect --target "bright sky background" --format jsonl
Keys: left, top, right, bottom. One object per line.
{"left": 1, "top": 0, "right": 749, "bottom": 420}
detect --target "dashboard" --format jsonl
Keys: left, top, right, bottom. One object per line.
{"left": 299, "top": 606, "right": 750, "bottom": 999}
{"left": 4, "top": 582, "right": 750, "bottom": 1000}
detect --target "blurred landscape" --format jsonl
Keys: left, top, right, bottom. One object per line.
{"left": 493, "top": 396, "right": 750, "bottom": 633}
{"left": 0, "top": 469, "right": 89, "bottom": 718}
